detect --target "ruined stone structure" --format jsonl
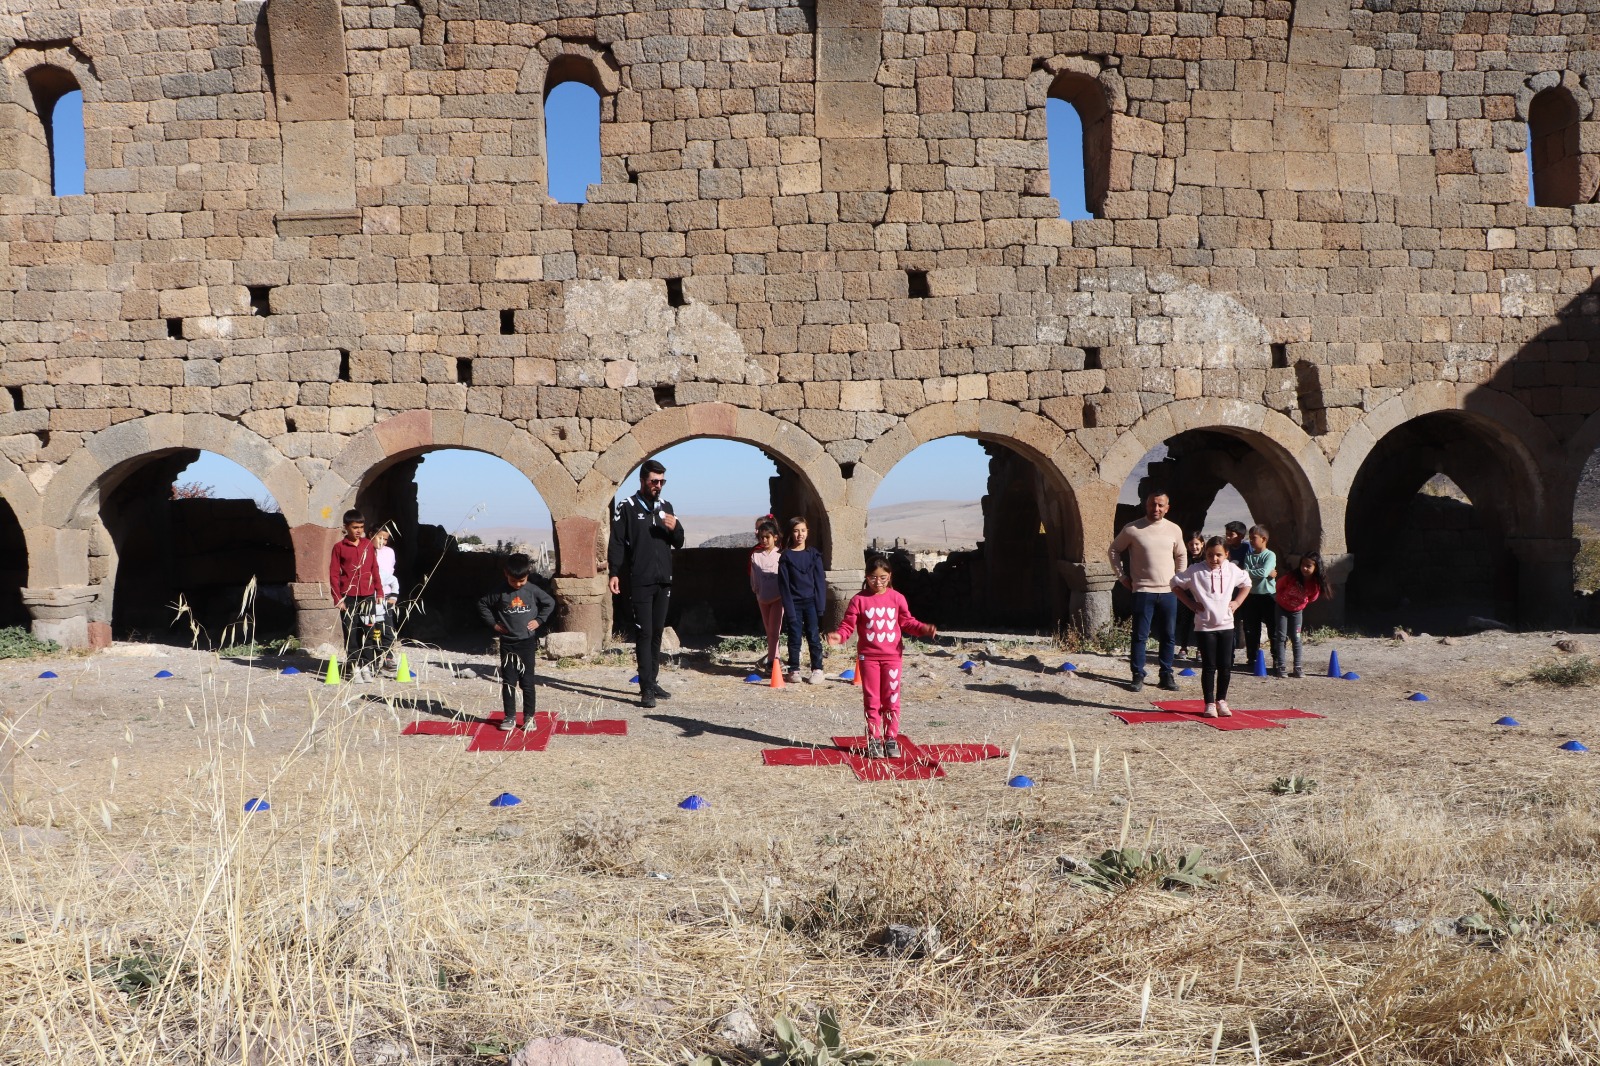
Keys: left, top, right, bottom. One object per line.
{"left": 2, "top": 0, "right": 1598, "bottom": 650}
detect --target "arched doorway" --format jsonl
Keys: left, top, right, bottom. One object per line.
{"left": 868, "top": 435, "right": 1081, "bottom": 633}
{"left": 353, "top": 449, "right": 555, "bottom": 647}
{"left": 609, "top": 438, "right": 831, "bottom": 640}
{"left": 0, "top": 494, "right": 26, "bottom": 630}
{"left": 1344, "top": 413, "right": 1530, "bottom": 630}
{"left": 102, "top": 451, "right": 295, "bottom": 646}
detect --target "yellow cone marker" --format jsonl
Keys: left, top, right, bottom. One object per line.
{"left": 323, "top": 653, "right": 340, "bottom": 685}
{"left": 395, "top": 652, "right": 414, "bottom": 684}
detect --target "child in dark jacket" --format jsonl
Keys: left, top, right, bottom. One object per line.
{"left": 477, "top": 553, "right": 556, "bottom": 731}
{"left": 828, "top": 556, "right": 936, "bottom": 759}
{"left": 779, "top": 516, "right": 828, "bottom": 684}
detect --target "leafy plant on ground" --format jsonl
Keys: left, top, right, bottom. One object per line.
{"left": 1457, "top": 888, "right": 1563, "bottom": 942}
{"left": 1525, "top": 655, "right": 1600, "bottom": 688}
{"left": 217, "top": 635, "right": 301, "bottom": 659}
{"left": 1271, "top": 776, "right": 1319, "bottom": 795}
{"left": 1303, "top": 625, "right": 1357, "bottom": 645}
{"left": 1062, "top": 847, "right": 1221, "bottom": 894}
{"left": 1057, "top": 619, "right": 1132, "bottom": 656}
{"left": 562, "top": 812, "right": 642, "bottom": 874}
{"left": 92, "top": 952, "right": 192, "bottom": 1003}
{"left": 709, "top": 634, "right": 767, "bottom": 660}
{"left": 466, "top": 1035, "right": 515, "bottom": 1059}
{"left": 0, "top": 625, "right": 60, "bottom": 659}
{"left": 693, "top": 1009, "right": 953, "bottom": 1066}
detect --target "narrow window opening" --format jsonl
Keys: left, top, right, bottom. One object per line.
{"left": 665, "top": 278, "right": 687, "bottom": 308}
{"left": 1270, "top": 343, "right": 1288, "bottom": 369}
{"left": 906, "top": 269, "right": 930, "bottom": 298}
{"left": 248, "top": 286, "right": 273, "bottom": 316}
{"left": 653, "top": 384, "right": 677, "bottom": 409}
{"left": 499, "top": 309, "right": 516, "bottom": 335}
{"left": 166, "top": 318, "right": 184, "bottom": 340}
{"left": 1082, "top": 401, "right": 1098, "bottom": 429}
{"left": 840, "top": 461, "right": 856, "bottom": 480}
{"left": 1528, "top": 87, "right": 1581, "bottom": 208}
{"left": 26, "top": 68, "right": 85, "bottom": 196}
{"left": 1082, "top": 346, "right": 1101, "bottom": 370}
{"left": 338, "top": 349, "right": 352, "bottom": 382}
{"left": 456, "top": 357, "right": 474, "bottom": 386}
{"left": 286, "top": 415, "right": 298, "bottom": 433}
{"left": 1046, "top": 73, "right": 1110, "bottom": 221}
{"left": 545, "top": 73, "right": 602, "bottom": 204}
{"left": 4, "top": 386, "right": 22, "bottom": 411}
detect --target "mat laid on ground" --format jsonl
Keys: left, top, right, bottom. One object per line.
{"left": 401, "top": 711, "right": 628, "bottom": 751}
{"left": 1108, "top": 701, "right": 1324, "bottom": 731}
{"left": 761, "top": 734, "right": 1005, "bottom": 782}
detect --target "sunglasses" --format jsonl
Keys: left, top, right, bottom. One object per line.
{"left": 646, "top": 477, "right": 667, "bottom": 486}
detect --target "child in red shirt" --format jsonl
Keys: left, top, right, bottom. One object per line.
{"left": 827, "top": 557, "right": 936, "bottom": 759}
{"left": 1271, "top": 551, "right": 1330, "bottom": 678}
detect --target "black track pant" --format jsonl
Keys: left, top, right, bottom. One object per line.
{"left": 500, "top": 639, "right": 538, "bottom": 720}
{"left": 630, "top": 582, "right": 671, "bottom": 692}
{"left": 1197, "top": 629, "right": 1236, "bottom": 705}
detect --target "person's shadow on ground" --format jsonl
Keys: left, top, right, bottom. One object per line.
{"left": 364, "top": 694, "right": 493, "bottom": 724}
{"left": 645, "top": 712, "right": 815, "bottom": 749}
{"left": 964, "top": 682, "right": 1140, "bottom": 715}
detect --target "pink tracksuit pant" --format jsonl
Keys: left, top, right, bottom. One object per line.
{"left": 858, "top": 656, "right": 904, "bottom": 739}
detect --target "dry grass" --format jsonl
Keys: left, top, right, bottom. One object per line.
{"left": 6, "top": 668, "right": 1600, "bottom": 1065}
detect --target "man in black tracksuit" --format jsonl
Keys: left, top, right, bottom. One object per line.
{"left": 608, "top": 459, "right": 685, "bottom": 708}
{"left": 477, "top": 553, "right": 557, "bottom": 730}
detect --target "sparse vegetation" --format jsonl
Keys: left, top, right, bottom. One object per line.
{"left": 1525, "top": 655, "right": 1600, "bottom": 687}
{"left": 0, "top": 625, "right": 60, "bottom": 659}
{"left": 693, "top": 1010, "right": 953, "bottom": 1066}
{"left": 1270, "top": 775, "right": 1319, "bottom": 795}
{"left": 216, "top": 635, "right": 301, "bottom": 659}
{"left": 1575, "top": 525, "right": 1600, "bottom": 591}
{"left": 1057, "top": 618, "right": 1132, "bottom": 656}
{"left": 1059, "top": 846, "right": 1222, "bottom": 893}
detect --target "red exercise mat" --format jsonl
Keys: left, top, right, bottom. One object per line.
{"left": 400, "top": 720, "right": 474, "bottom": 736}
{"left": 762, "top": 746, "right": 852, "bottom": 767}
{"left": 555, "top": 719, "right": 628, "bottom": 736}
{"left": 762, "top": 734, "right": 1000, "bottom": 781}
{"left": 467, "top": 711, "right": 557, "bottom": 752}
{"left": 1109, "top": 701, "right": 1324, "bottom": 731}
{"left": 1152, "top": 700, "right": 1322, "bottom": 720}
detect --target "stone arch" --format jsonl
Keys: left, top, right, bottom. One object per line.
{"left": 0, "top": 43, "right": 99, "bottom": 196}
{"left": 0, "top": 458, "right": 39, "bottom": 633}
{"left": 1025, "top": 57, "right": 1157, "bottom": 211}
{"left": 1097, "top": 398, "right": 1331, "bottom": 552}
{"left": 1559, "top": 406, "right": 1600, "bottom": 534}
{"left": 1335, "top": 385, "right": 1563, "bottom": 627}
{"left": 263, "top": 0, "right": 359, "bottom": 235}
{"left": 518, "top": 39, "right": 625, "bottom": 197}
{"left": 581, "top": 403, "right": 846, "bottom": 535}
{"left": 316, "top": 410, "right": 579, "bottom": 524}
{"left": 35, "top": 415, "right": 308, "bottom": 645}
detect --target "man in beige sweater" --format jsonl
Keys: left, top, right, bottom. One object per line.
{"left": 1107, "top": 491, "right": 1188, "bottom": 692}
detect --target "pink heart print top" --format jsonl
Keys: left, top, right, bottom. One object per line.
{"left": 831, "top": 589, "right": 934, "bottom": 660}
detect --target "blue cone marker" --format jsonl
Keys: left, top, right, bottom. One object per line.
{"left": 1059, "top": 662, "right": 1077, "bottom": 673}
{"left": 840, "top": 668, "right": 855, "bottom": 681}
{"left": 1007, "top": 775, "right": 1034, "bottom": 788}
{"left": 154, "top": 670, "right": 174, "bottom": 679}
{"left": 678, "top": 795, "right": 707, "bottom": 811}
{"left": 37, "top": 670, "right": 57, "bottom": 679}
{"left": 281, "top": 666, "right": 300, "bottom": 675}
{"left": 744, "top": 673, "right": 763, "bottom": 683}
{"left": 489, "top": 792, "right": 521, "bottom": 807}
{"left": 1327, "top": 650, "right": 1342, "bottom": 677}
{"left": 1252, "top": 650, "right": 1268, "bottom": 677}
{"left": 1342, "top": 671, "right": 1360, "bottom": 681}
{"left": 960, "top": 660, "right": 976, "bottom": 671}
{"left": 1178, "top": 667, "right": 1196, "bottom": 677}
{"left": 1407, "top": 692, "right": 1430, "bottom": 702}
{"left": 1560, "top": 740, "right": 1589, "bottom": 753}
{"left": 243, "top": 798, "right": 270, "bottom": 812}
{"left": 629, "top": 675, "right": 639, "bottom": 684}
{"left": 1494, "top": 716, "right": 1520, "bottom": 727}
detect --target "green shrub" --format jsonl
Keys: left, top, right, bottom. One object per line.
{"left": 0, "top": 626, "right": 60, "bottom": 659}
{"left": 1526, "top": 655, "right": 1600, "bottom": 688}
{"left": 1058, "top": 619, "right": 1132, "bottom": 656}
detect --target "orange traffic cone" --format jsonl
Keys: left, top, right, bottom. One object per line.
{"left": 770, "top": 655, "right": 785, "bottom": 689}
{"left": 852, "top": 654, "right": 862, "bottom": 687}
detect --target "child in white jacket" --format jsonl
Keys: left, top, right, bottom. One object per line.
{"left": 1171, "top": 537, "right": 1251, "bottom": 718}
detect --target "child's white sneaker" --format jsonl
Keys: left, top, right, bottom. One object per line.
{"left": 1216, "top": 700, "right": 1232, "bottom": 717}
{"left": 807, "top": 669, "right": 825, "bottom": 685}
{"left": 787, "top": 669, "right": 802, "bottom": 684}
{"left": 1202, "top": 703, "right": 1219, "bottom": 718}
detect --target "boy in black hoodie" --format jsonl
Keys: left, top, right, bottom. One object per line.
{"left": 477, "top": 553, "right": 556, "bottom": 731}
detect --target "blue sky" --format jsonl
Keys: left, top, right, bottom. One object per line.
{"left": 153, "top": 81, "right": 1099, "bottom": 525}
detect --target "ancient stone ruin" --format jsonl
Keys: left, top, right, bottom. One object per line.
{"left": 1, "top": 0, "right": 1596, "bottom": 650}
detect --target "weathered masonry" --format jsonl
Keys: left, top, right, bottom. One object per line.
{"left": 1, "top": 0, "right": 1597, "bottom": 649}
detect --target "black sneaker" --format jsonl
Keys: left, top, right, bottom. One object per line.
{"left": 521, "top": 715, "right": 538, "bottom": 731}
{"left": 1292, "top": 667, "right": 1304, "bottom": 679}
{"left": 884, "top": 737, "right": 901, "bottom": 759}
{"left": 865, "top": 738, "right": 884, "bottom": 759}
{"left": 1130, "top": 675, "right": 1145, "bottom": 693}
{"left": 1158, "top": 671, "right": 1180, "bottom": 691}
{"left": 495, "top": 717, "right": 514, "bottom": 732}
{"left": 651, "top": 684, "right": 671, "bottom": 699}
{"left": 641, "top": 694, "right": 657, "bottom": 709}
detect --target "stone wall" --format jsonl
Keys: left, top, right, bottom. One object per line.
{"left": 1, "top": 0, "right": 1597, "bottom": 648}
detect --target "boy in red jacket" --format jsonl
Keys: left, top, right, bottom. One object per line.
{"left": 827, "top": 557, "right": 936, "bottom": 759}
{"left": 329, "top": 509, "right": 383, "bottom": 683}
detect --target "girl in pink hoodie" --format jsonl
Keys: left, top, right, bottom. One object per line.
{"left": 1170, "top": 536, "right": 1251, "bottom": 718}
{"left": 828, "top": 557, "right": 936, "bottom": 759}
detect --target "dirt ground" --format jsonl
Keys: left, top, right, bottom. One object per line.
{"left": 6, "top": 626, "right": 1600, "bottom": 1063}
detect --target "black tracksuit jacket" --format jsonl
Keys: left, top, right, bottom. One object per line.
{"left": 608, "top": 492, "right": 685, "bottom": 587}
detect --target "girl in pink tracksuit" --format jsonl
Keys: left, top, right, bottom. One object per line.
{"left": 827, "top": 558, "right": 936, "bottom": 759}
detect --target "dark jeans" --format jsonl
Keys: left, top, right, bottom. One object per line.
{"left": 1129, "top": 591, "right": 1176, "bottom": 679}
{"left": 499, "top": 638, "right": 538, "bottom": 719}
{"left": 1176, "top": 600, "right": 1196, "bottom": 651}
{"left": 785, "top": 599, "right": 824, "bottom": 672}
{"left": 341, "top": 595, "right": 381, "bottom": 675}
{"left": 1241, "top": 593, "right": 1274, "bottom": 668}
{"left": 1272, "top": 605, "right": 1303, "bottom": 673}
{"left": 1197, "top": 628, "right": 1236, "bottom": 704}
{"left": 629, "top": 582, "right": 671, "bottom": 692}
